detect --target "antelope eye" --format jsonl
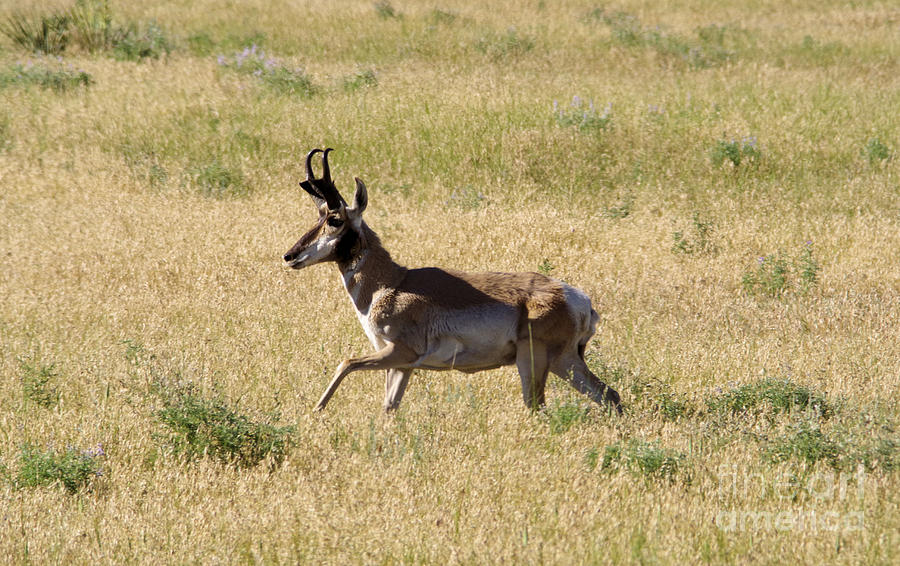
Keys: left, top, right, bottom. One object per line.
{"left": 326, "top": 217, "right": 344, "bottom": 228}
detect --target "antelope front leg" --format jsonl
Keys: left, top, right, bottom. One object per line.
{"left": 315, "top": 342, "right": 418, "bottom": 411}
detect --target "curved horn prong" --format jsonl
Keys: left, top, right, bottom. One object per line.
{"left": 321, "top": 147, "right": 334, "bottom": 182}
{"left": 306, "top": 148, "right": 323, "bottom": 182}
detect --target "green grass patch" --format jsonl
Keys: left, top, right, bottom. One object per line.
{"left": 217, "top": 45, "right": 316, "bottom": 97}
{"left": 0, "top": 61, "right": 92, "bottom": 92}
{"left": 766, "top": 422, "right": 898, "bottom": 472}
{"left": 587, "top": 9, "right": 736, "bottom": 69}
{"left": 707, "top": 378, "right": 832, "bottom": 417}
{"left": 475, "top": 27, "right": 535, "bottom": 60}
{"left": 185, "top": 159, "right": 247, "bottom": 199}
{"left": 671, "top": 212, "right": 715, "bottom": 255}
{"left": 1, "top": 0, "right": 173, "bottom": 59}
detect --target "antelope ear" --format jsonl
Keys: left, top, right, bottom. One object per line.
{"left": 349, "top": 177, "right": 368, "bottom": 216}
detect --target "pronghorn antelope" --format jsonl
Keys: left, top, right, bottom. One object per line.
{"left": 283, "top": 148, "right": 622, "bottom": 414}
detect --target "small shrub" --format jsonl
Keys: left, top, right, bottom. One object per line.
{"left": 629, "top": 377, "right": 693, "bottom": 420}
{"left": 155, "top": 383, "right": 294, "bottom": 468}
{"left": 543, "top": 399, "right": 591, "bottom": 434}
{"left": 185, "top": 159, "right": 246, "bottom": 198}
{"left": 537, "top": 258, "right": 554, "bottom": 275}
{"left": 592, "top": 9, "right": 733, "bottom": 68}
{"left": 863, "top": 137, "right": 891, "bottom": 164}
{"left": 20, "top": 359, "right": 60, "bottom": 408}
{"left": 0, "top": 112, "right": 12, "bottom": 151}
{"left": 186, "top": 32, "right": 215, "bottom": 56}
{"left": 68, "top": 0, "right": 114, "bottom": 53}
{"left": 1, "top": 11, "right": 70, "bottom": 55}
{"left": 651, "top": 392, "right": 692, "bottom": 420}
{"left": 342, "top": 68, "right": 378, "bottom": 92}
{"left": 604, "top": 193, "right": 634, "bottom": 219}
{"left": 374, "top": 1, "right": 402, "bottom": 20}
{"left": 15, "top": 443, "right": 104, "bottom": 493}
{"left": 742, "top": 242, "right": 820, "bottom": 297}
{"left": 672, "top": 212, "right": 715, "bottom": 255}
{"left": 112, "top": 21, "right": 171, "bottom": 61}
{"left": 0, "top": 61, "right": 92, "bottom": 92}
{"left": 711, "top": 136, "right": 760, "bottom": 168}
{"left": 445, "top": 185, "right": 485, "bottom": 210}
{"left": 707, "top": 378, "right": 832, "bottom": 417}
{"left": 475, "top": 27, "right": 535, "bottom": 60}
{"left": 553, "top": 96, "right": 611, "bottom": 132}
{"left": 428, "top": 9, "right": 457, "bottom": 25}
{"left": 218, "top": 45, "right": 316, "bottom": 97}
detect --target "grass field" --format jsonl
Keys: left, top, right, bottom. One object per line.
{"left": 1, "top": 0, "right": 898, "bottom": 563}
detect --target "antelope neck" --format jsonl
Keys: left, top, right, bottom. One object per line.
{"left": 337, "top": 225, "right": 406, "bottom": 315}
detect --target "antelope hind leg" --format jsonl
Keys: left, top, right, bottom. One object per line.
{"left": 516, "top": 338, "right": 549, "bottom": 410}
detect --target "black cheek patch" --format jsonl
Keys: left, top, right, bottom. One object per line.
{"left": 335, "top": 228, "right": 360, "bottom": 264}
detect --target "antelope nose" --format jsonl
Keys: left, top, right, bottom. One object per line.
{"left": 283, "top": 253, "right": 294, "bottom": 263}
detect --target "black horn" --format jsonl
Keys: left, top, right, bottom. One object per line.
{"left": 305, "top": 148, "right": 323, "bottom": 183}
{"left": 321, "top": 147, "right": 333, "bottom": 183}
{"left": 302, "top": 147, "right": 345, "bottom": 211}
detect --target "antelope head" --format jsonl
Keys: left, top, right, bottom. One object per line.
{"left": 283, "top": 148, "right": 369, "bottom": 270}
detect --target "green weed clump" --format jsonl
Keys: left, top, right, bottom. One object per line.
{"left": 863, "top": 137, "right": 892, "bottom": 164}
{"left": 111, "top": 21, "right": 172, "bottom": 61}
{"left": 0, "top": 61, "right": 92, "bottom": 92}
{"left": 155, "top": 383, "right": 294, "bottom": 469}
{"left": 342, "top": 68, "right": 378, "bottom": 92}
{"left": 707, "top": 378, "right": 832, "bottom": 417}
{"left": 374, "top": 1, "right": 402, "bottom": 20}
{"left": 629, "top": 378, "right": 693, "bottom": 420}
{"left": 543, "top": 399, "right": 592, "bottom": 434}
{"left": 589, "top": 9, "right": 735, "bottom": 68}
{"left": 475, "top": 27, "right": 534, "bottom": 60}
{"left": 742, "top": 243, "right": 820, "bottom": 297}
{"left": 766, "top": 422, "right": 898, "bottom": 472}
{"left": 593, "top": 439, "right": 688, "bottom": 482}
{"left": 671, "top": 213, "right": 715, "bottom": 255}
{"left": 445, "top": 185, "right": 485, "bottom": 210}
{"left": 13, "top": 443, "right": 105, "bottom": 493}
{"left": 217, "top": 45, "right": 316, "bottom": 97}
{"left": 20, "top": 359, "right": 60, "bottom": 408}
{"left": 1, "top": 11, "right": 71, "bottom": 55}
{"left": 2, "top": 0, "right": 172, "bottom": 59}
{"left": 67, "top": 0, "right": 113, "bottom": 52}
{"left": 710, "top": 137, "right": 761, "bottom": 168}
{"left": 553, "top": 96, "right": 611, "bottom": 132}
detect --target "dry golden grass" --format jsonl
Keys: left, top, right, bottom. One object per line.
{"left": 1, "top": 0, "right": 898, "bottom": 564}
